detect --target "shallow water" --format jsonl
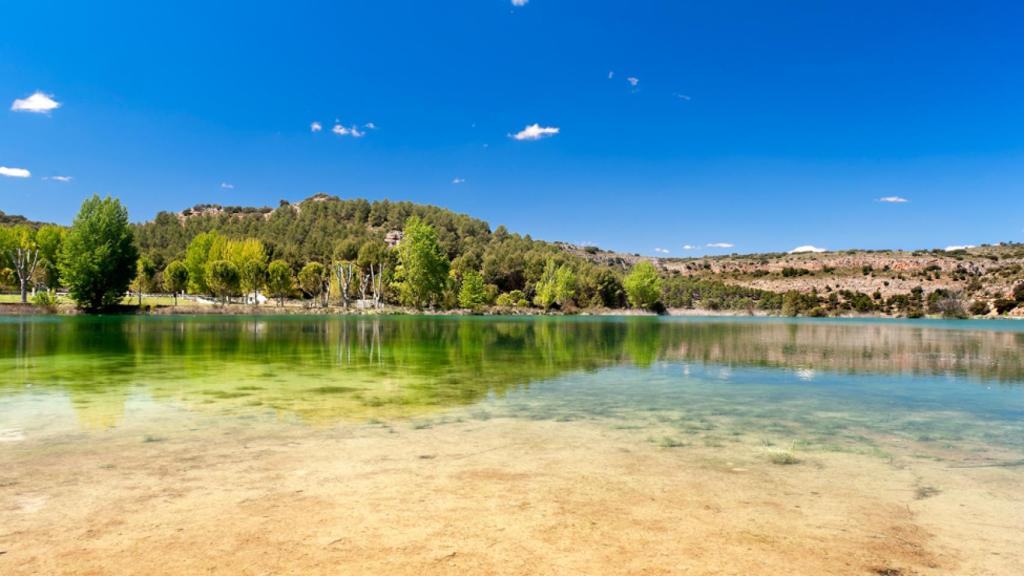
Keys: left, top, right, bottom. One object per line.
{"left": 2, "top": 315, "right": 1023, "bottom": 574}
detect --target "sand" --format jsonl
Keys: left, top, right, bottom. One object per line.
{"left": 1, "top": 417, "right": 1022, "bottom": 576}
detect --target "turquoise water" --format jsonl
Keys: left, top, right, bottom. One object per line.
{"left": 1, "top": 315, "right": 1022, "bottom": 462}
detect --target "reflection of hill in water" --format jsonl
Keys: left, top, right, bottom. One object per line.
{"left": 1, "top": 317, "right": 1022, "bottom": 427}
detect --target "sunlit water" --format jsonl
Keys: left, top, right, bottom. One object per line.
{"left": 2, "top": 315, "right": 1023, "bottom": 464}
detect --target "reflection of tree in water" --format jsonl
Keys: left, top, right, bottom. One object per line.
{"left": 1, "top": 317, "right": 1022, "bottom": 427}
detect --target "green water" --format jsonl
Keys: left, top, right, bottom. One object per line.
{"left": 2, "top": 315, "right": 1023, "bottom": 461}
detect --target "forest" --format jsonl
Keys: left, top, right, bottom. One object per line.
{"left": 2, "top": 194, "right": 1022, "bottom": 317}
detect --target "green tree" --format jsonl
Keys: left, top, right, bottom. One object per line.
{"left": 132, "top": 256, "right": 158, "bottom": 305}
{"left": 458, "top": 270, "right": 488, "bottom": 310}
{"left": 184, "top": 232, "right": 222, "bottom": 295}
{"left": 205, "top": 260, "right": 240, "bottom": 303}
{"left": 59, "top": 195, "right": 138, "bottom": 310}
{"left": 298, "top": 261, "right": 326, "bottom": 306}
{"left": 35, "top": 224, "right": 65, "bottom": 289}
{"left": 163, "top": 260, "right": 189, "bottom": 305}
{"left": 396, "top": 216, "right": 450, "bottom": 308}
{"left": 533, "top": 259, "right": 576, "bottom": 309}
{"left": 266, "top": 260, "right": 294, "bottom": 307}
{"left": 623, "top": 261, "right": 662, "bottom": 310}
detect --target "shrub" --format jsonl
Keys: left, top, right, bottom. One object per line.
{"left": 993, "top": 298, "right": 1018, "bottom": 315}
{"left": 968, "top": 300, "right": 990, "bottom": 316}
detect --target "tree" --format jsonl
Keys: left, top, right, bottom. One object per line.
{"left": 184, "top": 232, "right": 222, "bottom": 295}
{"left": 35, "top": 224, "right": 64, "bottom": 289}
{"left": 163, "top": 260, "right": 189, "bottom": 305}
{"left": 132, "top": 256, "right": 158, "bottom": 305}
{"left": 623, "top": 261, "right": 662, "bottom": 310}
{"left": 206, "top": 260, "right": 240, "bottom": 304}
{"left": 10, "top": 227, "right": 40, "bottom": 303}
{"left": 226, "top": 238, "right": 268, "bottom": 304}
{"left": 266, "top": 260, "right": 294, "bottom": 307}
{"left": 533, "top": 259, "right": 576, "bottom": 309}
{"left": 458, "top": 270, "right": 488, "bottom": 310}
{"left": 298, "top": 262, "right": 326, "bottom": 306}
{"left": 59, "top": 195, "right": 138, "bottom": 310}
{"left": 396, "top": 216, "right": 449, "bottom": 308}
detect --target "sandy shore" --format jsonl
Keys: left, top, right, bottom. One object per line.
{"left": 2, "top": 416, "right": 1021, "bottom": 575}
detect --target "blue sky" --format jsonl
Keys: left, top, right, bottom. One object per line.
{"left": 1, "top": 1, "right": 1022, "bottom": 256}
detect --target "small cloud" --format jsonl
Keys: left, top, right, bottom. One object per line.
{"left": 510, "top": 123, "right": 560, "bottom": 141}
{"left": 877, "top": 196, "right": 909, "bottom": 203}
{"left": 673, "top": 93, "right": 692, "bottom": 101}
{"left": 0, "top": 166, "right": 31, "bottom": 178}
{"left": 332, "top": 123, "right": 365, "bottom": 138}
{"left": 511, "top": 0, "right": 528, "bottom": 6}
{"left": 654, "top": 248, "right": 670, "bottom": 254}
{"left": 364, "top": 122, "right": 377, "bottom": 130}
{"left": 43, "top": 175, "right": 72, "bottom": 182}
{"left": 944, "top": 245, "right": 975, "bottom": 252}
{"left": 310, "top": 121, "right": 322, "bottom": 132}
{"left": 706, "top": 242, "right": 734, "bottom": 249}
{"left": 608, "top": 71, "right": 614, "bottom": 80}
{"left": 789, "top": 245, "right": 826, "bottom": 254}
{"left": 627, "top": 77, "right": 639, "bottom": 88}
{"left": 682, "top": 244, "right": 696, "bottom": 250}
{"left": 452, "top": 177, "right": 465, "bottom": 185}
{"left": 11, "top": 91, "right": 60, "bottom": 114}
{"left": 220, "top": 182, "right": 235, "bottom": 189}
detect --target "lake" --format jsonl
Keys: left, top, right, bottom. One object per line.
{"left": 2, "top": 315, "right": 1022, "bottom": 575}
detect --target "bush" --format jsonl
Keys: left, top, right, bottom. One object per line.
{"left": 31, "top": 290, "right": 57, "bottom": 309}
{"left": 968, "top": 300, "right": 990, "bottom": 316}
{"left": 993, "top": 298, "right": 1018, "bottom": 315}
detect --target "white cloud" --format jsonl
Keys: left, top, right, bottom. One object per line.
{"left": 706, "top": 242, "right": 734, "bottom": 249}
{"left": 627, "top": 77, "right": 639, "bottom": 88}
{"left": 452, "top": 177, "right": 465, "bottom": 184}
{"left": 512, "top": 0, "right": 528, "bottom": 6}
{"left": 878, "top": 196, "right": 909, "bottom": 203}
{"left": 310, "top": 121, "right": 322, "bottom": 132}
{"left": 364, "top": 122, "right": 377, "bottom": 130}
{"left": 682, "top": 244, "right": 696, "bottom": 250}
{"left": 43, "top": 175, "right": 72, "bottom": 182}
{"left": 220, "top": 182, "right": 235, "bottom": 189}
{"left": 674, "top": 93, "right": 691, "bottom": 101}
{"left": 608, "top": 71, "right": 614, "bottom": 80}
{"left": 0, "top": 166, "right": 31, "bottom": 178}
{"left": 654, "top": 248, "right": 670, "bottom": 254}
{"left": 789, "top": 245, "right": 826, "bottom": 254}
{"left": 511, "top": 123, "right": 559, "bottom": 141}
{"left": 332, "top": 124, "right": 365, "bottom": 138}
{"left": 944, "top": 245, "right": 975, "bottom": 252}
{"left": 11, "top": 91, "right": 60, "bottom": 113}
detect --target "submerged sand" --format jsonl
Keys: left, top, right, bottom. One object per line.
{"left": 1, "top": 417, "right": 1022, "bottom": 576}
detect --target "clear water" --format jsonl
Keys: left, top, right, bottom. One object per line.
{"left": 2, "top": 315, "right": 1022, "bottom": 463}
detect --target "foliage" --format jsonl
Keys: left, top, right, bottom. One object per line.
{"left": 533, "top": 259, "right": 576, "bottom": 309}
{"left": 58, "top": 195, "right": 138, "bottom": 310}
{"left": 298, "top": 262, "right": 326, "bottom": 300}
{"left": 163, "top": 260, "right": 189, "bottom": 304}
{"left": 968, "top": 300, "right": 990, "bottom": 316}
{"left": 458, "top": 270, "right": 488, "bottom": 310}
{"left": 205, "top": 260, "right": 240, "bottom": 302}
{"left": 266, "top": 260, "right": 294, "bottom": 306}
{"left": 133, "top": 256, "right": 158, "bottom": 294}
{"left": 34, "top": 224, "right": 64, "bottom": 289}
{"left": 495, "top": 290, "right": 529, "bottom": 308}
{"left": 993, "top": 298, "right": 1018, "bottom": 315}
{"left": 623, "top": 261, "right": 662, "bottom": 310}
{"left": 396, "top": 216, "right": 450, "bottom": 308}
{"left": 31, "top": 289, "right": 57, "bottom": 309}
{"left": 184, "top": 232, "right": 221, "bottom": 294}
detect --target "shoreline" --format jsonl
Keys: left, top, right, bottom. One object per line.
{"left": 1, "top": 300, "right": 1018, "bottom": 321}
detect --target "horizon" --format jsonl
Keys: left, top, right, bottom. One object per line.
{"left": 2, "top": 1, "right": 1023, "bottom": 256}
